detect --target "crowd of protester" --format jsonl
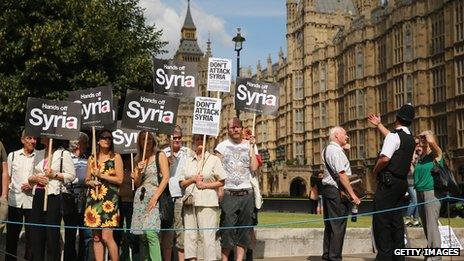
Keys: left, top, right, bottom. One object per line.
{"left": 0, "top": 108, "right": 455, "bottom": 261}
{"left": 1, "top": 117, "right": 261, "bottom": 261}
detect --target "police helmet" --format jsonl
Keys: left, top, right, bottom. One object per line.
{"left": 396, "top": 103, "right": 415, "bottom": 123}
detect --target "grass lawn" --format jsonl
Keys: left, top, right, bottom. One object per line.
{"left": 257, "top": 212, "right": 464, "bottom": 228}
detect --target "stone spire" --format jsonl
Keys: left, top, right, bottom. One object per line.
{"left": 267, "top": 54, "right": 273, "bottom": 76}
{"left": 183, "top": 0, "right": 196, "bottom": 29}
{"left": 257, "top": 60, "right": 262, "bottom": 79}
{"left": 278, "top": 47, "right": 284, "bottom": 66}
{"left": 205, "top": 32, "right": 212, "bottom": 57}
{"left": 174, "top": 0, "right": 203, "bottom": 62}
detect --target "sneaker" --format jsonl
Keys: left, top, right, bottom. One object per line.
{"left": 404, "top": 217, "right": 412, "bottom": 226}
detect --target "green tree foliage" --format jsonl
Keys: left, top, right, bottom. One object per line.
{"left": 0, "top": 0, "right": 167, "bottom": 150}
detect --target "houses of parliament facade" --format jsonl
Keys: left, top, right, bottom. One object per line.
{"left": 174, "top": 0, "right": 464, "bottom": 198}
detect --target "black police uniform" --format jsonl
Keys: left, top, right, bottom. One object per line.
{"left": 373, "top": 128, "right": 415, "bottom": 260}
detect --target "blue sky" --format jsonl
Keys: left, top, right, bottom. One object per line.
{"left": 139, "top": 0, "right": 287, "bottom": 75}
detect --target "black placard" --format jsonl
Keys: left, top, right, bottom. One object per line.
{"left": 68, "top": 86, "right": 114, "bottom": 130}
{"left": 113, "top": 121, "right": 139, "bottom": 154}
{"left": 121, "top": 90, "right": 180, "bottom": 134}
{"left": 153, "top": 58, "right": 198, "bottom": 98}
{"left": 25, "top": 98, "right": 82, "bottom": 140}
{"left": 234, "top": 78, "right": 279, "bottom": 115}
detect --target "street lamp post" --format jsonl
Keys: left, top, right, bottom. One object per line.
{"left": 232, "top": 27, "right": 245, "bottom": 118}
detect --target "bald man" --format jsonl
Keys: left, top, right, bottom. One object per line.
{"left": 321, "top": 126, "right": 360, "bottom": 261}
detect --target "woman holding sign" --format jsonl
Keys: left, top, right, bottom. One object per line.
{"left": 84, "top": 129, "right": 123, "bottom": 261}
{"left": 130, "top": 130, "right": 169, "bottom": 261}
{"left": 28, "top": 138, "right": 76, "bottom": 261}
{"left": 179, "top": 134, "right": 226, "bottom": 261}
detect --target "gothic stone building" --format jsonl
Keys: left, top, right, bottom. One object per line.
{"left": 222, "top": 0, "right": 464, "bottom": 197}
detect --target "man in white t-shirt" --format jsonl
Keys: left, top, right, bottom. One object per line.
{"left": 215, "top": 118, "right": 258, "bottom": 261}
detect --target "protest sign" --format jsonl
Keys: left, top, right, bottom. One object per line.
{"left": 235, "top": 78, "right": 279, "bottom": 115}
{"left": 68, "top": 86, "right": 114, "bottom": 130}
{"left": 153, "top": 58, "right": 197, "bottom": 98}
{"left": 439, "top": 225, "right": 463, "bottom": 249}
{"left": 192, "top": 97, "right": 222, "bottom": 136}
{"left": 207, "top": 58, "right": 232, "bottom": 92}
{"left": 113, "top": 121, "right": 139, "bottom": 154}
{"left": 121, "top": 90, "right": 179, "bottom": 134}
{"left": 25, "top": 98, "right": 81, "bottom": 140}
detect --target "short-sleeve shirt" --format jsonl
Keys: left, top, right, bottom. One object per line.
{"left": 321, "top": 141, "right": 352, "bottom": 188}
{"left": 178, "top": 151, "right": 227, "bottom": 207}
{"left": 7, "top": 149, "right": 36, "bottom": 209}
{"left": 414, "top": 153, "right": 444, "bottom": 192}
{"left": 0, "top": 141, "right": 7, "bottom": 195}
{"left": 163, "top": 146, "right": 190, "bottom": 198}
{"left": 215, "top": 139, "right": 253, "bottom": 190}
{"left": 380, "top": 126, "right": 411, "bottom": 158}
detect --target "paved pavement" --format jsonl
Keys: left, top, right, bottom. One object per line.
{"left": 255, "top": 253, "right": 464, "bottom": 260}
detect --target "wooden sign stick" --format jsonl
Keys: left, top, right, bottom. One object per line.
{"left": 43, "top": 138, "right": 53, "bottom": 211}
{"left": 142, "top": 132, "right": 149, "bottom": 165}
{"left": 92, "top": 126, "right": 99, "bottom": 195}
{"left": 200, "top": 135, "right": 207, "bottom": 172}
{"left": 131, "top": 153, "right": 135, "bottom": 191}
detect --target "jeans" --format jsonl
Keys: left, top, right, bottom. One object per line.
{"left": 406, "top": 186, "right": 418, "bottom": 218}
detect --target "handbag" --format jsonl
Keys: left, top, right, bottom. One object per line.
{"left": 182, "top": 193, "right": 194, "bottom": 206}
{"left": 156, "top": 151, "right": 174, "bottom": 229}
{"left": 431, "top": 160, "right": 460, "bottom": 197}
{"left": 250, "top": 175, "right": 263, "bottom": 209}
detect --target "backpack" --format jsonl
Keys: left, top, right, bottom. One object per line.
{"left": 431, "top": 161, "right": 460, "bottom": 197}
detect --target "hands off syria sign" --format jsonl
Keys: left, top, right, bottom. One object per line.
{"left": 25, "top": 98, "right": 81, "bottom": 140}
{"left": 192, "top": 97, "right": 222, "bottom": 136}
{"left": 68, "top": 86, "right": 114, "bottom": 130}
{"left": 153, "top": 58, "right": 197, "bottom": 98}
{"left": 113, "top": 121, "right": 139, "bottom": 154}
{"left": 207, "top": 58, "right": 231, "bottom": 92}
{"left": 235, "top": 78, "right": 279, "bottom": 115}
{"left": 121, "top": 90, "right": 180, "bottom": 134}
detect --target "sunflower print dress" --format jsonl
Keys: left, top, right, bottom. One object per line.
{"left": 130, "top": 160, "right": 160, "bottom": 235}
{"left": 84, "top": 156, "right": 120, "bottom": 228}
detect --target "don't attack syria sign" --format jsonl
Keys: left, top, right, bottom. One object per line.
{"left": 234, "top": 78, "right": 279, "bottom": 115}
{"left": 25, "top": 98, "right": 82, "bottom": 140}
{"left": 153, "top": 58, "right": 198, "bottom": 98}
{"left": 121, "top": 90, "right": 180, "bottom": 134}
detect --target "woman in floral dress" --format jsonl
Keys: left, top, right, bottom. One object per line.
{"left": 131, "top": 131, "right": 169, "bottom": 260}
{"left": 84, "top": 129, "right": 123, "bottom": 261}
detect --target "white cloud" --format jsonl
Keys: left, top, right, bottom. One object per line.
{"left": 139, "top": 0, "right": 233, "bottom": 58}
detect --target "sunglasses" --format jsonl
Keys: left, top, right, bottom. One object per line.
{"left": 99, "top": 136, "right": 113, "bottom": 141}
{"left": 140, "top": 187, "right": 146, "bottom": 201}
{"left": 172, "top": 136, "right": 182, "bottom": 141}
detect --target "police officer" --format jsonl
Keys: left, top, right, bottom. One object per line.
{"left": 370, "top": 104, "right": 416, "bottom": 261}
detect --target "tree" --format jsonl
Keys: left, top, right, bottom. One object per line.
{"left": 0, "top": 0, "right": 167, "bottom": 150}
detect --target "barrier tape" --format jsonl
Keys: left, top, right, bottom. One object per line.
{"left": 0, "top": 195, "right": 462, "bottom": 232}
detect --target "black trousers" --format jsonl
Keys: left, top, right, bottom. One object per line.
{"left": 114, "top": 201, "right": 139, "bottom": 256}
{"left": 321, "top": 185, "right": 349, "bottom": 261}
{"left": 30, "top": 190, "right": 62, "bottom": 261}
{"left": 6, "top": 206, "right": 32, "bottom": 261}
{"left": 373, "top": 176, "right": 408, "bottom": 261}
{"left": 62, "top": 193, "right": 78, "bottom": 261}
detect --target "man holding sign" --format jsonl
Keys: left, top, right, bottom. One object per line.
{"left": 215, "top": 118, "right": 259, "bottom": 261}
{"left": 24, "top": 98, "right": 80, "bottom": 261}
